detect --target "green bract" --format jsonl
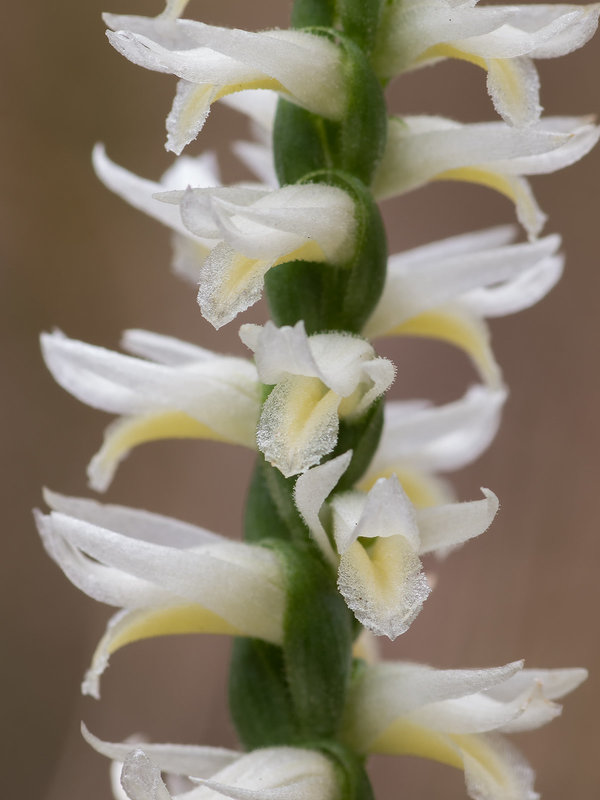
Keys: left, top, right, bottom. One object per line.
{"left": 230, "top": 540, "right": 354, "bottom": 747}
{"left": 274, "top": 31, "right": 387, "bottom": 186}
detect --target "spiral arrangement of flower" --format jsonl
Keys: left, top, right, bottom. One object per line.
{"left": 37, "top": 2, "right": 600, "bottom": 798}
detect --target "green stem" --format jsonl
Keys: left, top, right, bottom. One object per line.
{"left": 229, "top": 2, "right": 389, "bottom": 797}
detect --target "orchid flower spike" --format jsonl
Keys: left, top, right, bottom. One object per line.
{"left": 363, "top": 225, "right": 564, "bottom": 385}
{"left": 104, "top": 14, "right": 346, "bottom": 153}
{"left": 83, "top": 725, "right": 340, "bottom": 800}
{"left": 40, "top": 329, "right": 260, "bottom": 492}
{"left": 361, "top": 383, "right": 508, "bottom": 508}
{"left": 240, "top": 322, "right": 395, "bottom": 477}
{"left": 374, "top": 0, "right": 600, "bottom": 126}
{"left": 373, "top": 115, "right": 600, "bottom": 240}
{"left": 35, "top": 491, "right": 286, "bottom": 698}
{"left": 295, "top": 451, "right": 498, "bottom": 638}
{"left": 343, "top": 657, "right": 588, "bottom": 800}
{"left": 158, "top": 183, "right": 356, "bottom": 328}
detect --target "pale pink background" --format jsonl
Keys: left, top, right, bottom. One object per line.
{"left": 3, "top": 1, "right": 599, "bottom": 798}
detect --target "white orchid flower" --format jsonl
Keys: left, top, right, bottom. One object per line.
{"left": 361, "top": 383, "right": 508, "bottom": 508}
{"left": 373, "top": 115, "right": 600, "bottom": 239}
{"left": 294, "top": 451, "right": 498, "bottom": 638}
{"left": 240, "top": 322, "right": 395, "bottom": 478}
{"left": 343, "top": 657, "right": 588, "bottom": 800}
{"left": 157, "top": 183, "right": 356, "bottom": 328}
{"left": 363, "top": 225, "right": 564, "bottom": 386}
{"left": 40, "top": 329, "right": 260, "bottom": 492}
{"left": 374, "top": 0, "right": 600, "bottom": 126}
{"left": 35, "top": 491, "right": 286, "bottom": 698}
{"left": 104, "top": 14, "right": 346, "bottom": 154}
{"left": 83, "top": 725, "right": 340, "bottom": 800}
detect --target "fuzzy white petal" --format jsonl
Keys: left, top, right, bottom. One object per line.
{"left": 82, "top": 724, "right": 239, "bottom": 778}
{"left": 41, "top": 330, "right": 259, "bottom": 488}
{"left": 364, "top": 233, "right": 561, "bottom": 337}
{"left": 104, "top": 18, "right": 345, "bottom": 152}
{"left": 294, "top": 452, "right": 352, "bottom": 564}
{"left": 417, "top": 488, "right": 499, "bottom": 555}
{"left": 344, "top": 660, "right": 524, "bottom": 751}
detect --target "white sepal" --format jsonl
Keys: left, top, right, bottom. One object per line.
{"left": 373, "top": 116, "right": 599, "bottom": 239}
{"left": 82, "top": 724, "right": 239, "bottom": 779}
{"left": 87, "top": 729, "right": 340, "bottom": 800}
{"left": 416, "top": 488, "right": 499, "bottom": 555}
{"left": 40, "top": 329, "right": 259, "bottom": 490}
{"left": 293, "top": 451, "right": 352, "bottom": 565}
{"left": 345, "top": 655, "right": 587, "bottom": 800}
{"left": 104, "top": 16, "right": 346, "bottom": 153}
{"left": 36, "top": 495, "right": 286, "bottom": 697}
{"left": 374, "top": 1, "right": 600, "bottom": 126}
{"left": 364, "top": 230, "right": 562, "bottom": 338}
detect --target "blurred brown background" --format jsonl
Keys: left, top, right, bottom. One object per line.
{"left": 3, "top": 1, "right": 599, "bottom": 798}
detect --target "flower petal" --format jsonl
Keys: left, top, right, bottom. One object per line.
{"left": 43, "top": 488, "right": 221, "bottom": 547}
{"left": 381, "top": 305, "right": 502, "bottom": 387}
{"left": 121, "top": 329, "right": 221, "bottom": 365}
{"left": 82, "top": 724, "right": 239, "bottom": 778}
{"left": 82, "top": 604, "right": 243, "bottom": 699}
{"left": 461, "top": 255, "right": 563, "bottom": 317}
{"left": 104, "top": 18, "right": 345, "bottom": 153}
{"left": 417, "top": 488, "right": 499, "bottom": 556}
{"left": 485, "top": 54, "right": 541, "bottom": 128}
{"left": 332, "top": 476, "right": 420, "bottom": 553}
{"left": 40, "top": 330, "right": 260, "bottom": 487}
{"left": 373, "top": 116, "right": 598, "bottom": 237}
{"left": 363, "top": 232, "right": 561, "bottom": 338}
{"left": 121, "top": 750, "right": 172, "bottom": 800}
{"left": 88, "top": 412, "right": 230, "bottom": 492}
{"left": 293, "top": 451, "right": 353, "bottom": 565}
{"left": 337, "top": 534, "right": 430, "bottom": 640}
{"left": 257, "top": 375, "right": 341, "bottom": 478}
{"left": 189, "top": 747, "right": 340, "bottom": 800}
{"left": 344, "top": 660, "right": 524, "bottom": 751}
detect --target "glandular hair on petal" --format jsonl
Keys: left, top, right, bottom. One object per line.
{"left": 338, "top": 535, "right": 431, "bottom": 640}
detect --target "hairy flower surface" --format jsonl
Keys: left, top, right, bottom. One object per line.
{"left": 41, "top": 329, "right": 260, "bottom": 491}
{"left": 36, "top": 491, "right": 286, "bottom": 697}
{"left": 374, "top": 0, "right": 600, "bottom": 126}
{"left": 364, "top": 226, "right": 564, "bottom": 385}
{"left": 361, "top": 384, "right": 507, "bottom": 506}
{"left": 374, "top": 116, "right": 600, "bottom": 238}
{"left": 241, "top": 322, "right": 396, "bottom": 477}
{"left": 343, "top": 657, "right": 587, "bottom": 800}
{"left": 84, "top": 725, "right": 340, "bottom": 800}
{"left": 158, "top": 183, "right": 356, "bottom": 328}
{"left": 295, "top": 451, "right": 498, "bottom": 638}
{"left": 104, "top": 14, "right": 346, "bottom": 153}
